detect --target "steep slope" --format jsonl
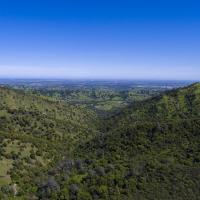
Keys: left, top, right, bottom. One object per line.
{"left": 0, "top": 86, "right": 100, "bottom": 199}
{"left": 50, "top": 83, "right": 200, "bottom": 200}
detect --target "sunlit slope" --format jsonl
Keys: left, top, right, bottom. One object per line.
{"left": 0, "top": 86, "right": 99, "bottom": 142}
{"left": 109, "top": 83, "right": 200, "bottom": 123}
{"left": 0, "top": 86, "right": 100, "bottom": 198}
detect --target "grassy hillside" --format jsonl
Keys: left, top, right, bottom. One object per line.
{"left": 0, "top": 86, "right": 100, "bottom": 199}
{"left": 113, "top": 82, "right": 200, "bottom": 122}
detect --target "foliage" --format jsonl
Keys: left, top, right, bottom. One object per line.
{"left": 0, "top": 83, "right": 200, "bottom": 199}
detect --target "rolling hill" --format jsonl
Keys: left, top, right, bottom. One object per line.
{"left": 0, "top": 83, "right": 200, "bottom": 199}
{"left": 0, "top": 86, "right": 100, "bottom": 199}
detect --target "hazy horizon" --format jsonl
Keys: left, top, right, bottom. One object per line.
{"left": 0, "top": 66, "right": 199, "bottom": 81}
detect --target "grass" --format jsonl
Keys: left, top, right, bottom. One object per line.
{"left": 0, "top": 159, "right": 12, "bottom": 186}
{"left": 95, "top": 100, "right": 127, "bottom": 111}
{"left": 4, "top": 140, "right": 34, "bottom": 158}
{"left": 0, "top": 139, "right": 47, "bottom": 187}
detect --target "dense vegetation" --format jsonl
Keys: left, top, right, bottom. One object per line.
{"left": 0, "top": 83, "right": 199, "bottom": 199}
{"left": 0, "top": 86, "right": 100, "bottom": 199}
{"left": 71, "top": 83, "right": 200, "bottom": 200}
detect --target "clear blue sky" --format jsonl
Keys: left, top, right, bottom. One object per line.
{"left": 0, "top": 0, "right": 199, "bottom": 80}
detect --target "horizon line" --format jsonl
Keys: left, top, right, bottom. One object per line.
{"left": 0, "top": 77, "right": 198, "bottom": 82}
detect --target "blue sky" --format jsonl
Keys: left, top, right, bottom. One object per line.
{"left": 0, "top": 0, "right": 199, "bottom": 80}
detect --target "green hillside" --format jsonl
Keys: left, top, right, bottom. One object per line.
{"left": 0, "top": 86, "right": 100, "bottom": 199}
{"left": 114, "top": 82, "right": 200, "bottom": 122}
{"left": 0, "top": 83, "right": 200, "bottom": 199}
{"left": 67, "top": 83, "right": 200, "bottom": 200}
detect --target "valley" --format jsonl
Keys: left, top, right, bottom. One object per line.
{"left": 0, "top": 80, "right": 199, "bottom": 199}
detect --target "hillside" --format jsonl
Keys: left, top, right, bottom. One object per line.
{"left": 0, "top": 84, "right": 200, "bottom": 199}
{"left": 112, "top": 82, "right": 200, "bottom": 122}
{"left": 0, "top": 86, "right": 100, "bottom": 199}
{"left": 57, "top": 83, "right": 200, "bottom": 200}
